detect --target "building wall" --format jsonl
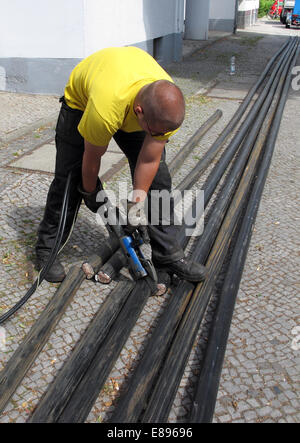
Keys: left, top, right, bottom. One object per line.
{"left": 209, "top": 0, "right": 237, "bottom": 32}
{"left": 0, "top": 0, "right": 85, "bottom": 59}
{"left": 84, "top": 0, "right": 183, "bottom": 55}
{"left": 0, "top": 0, "right": 184, "bottom": 94}
{"left": 237, "top": 0, "right": 259, "bottom": 29}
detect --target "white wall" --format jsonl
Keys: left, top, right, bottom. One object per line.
{"left": 209, "top": 0, "right": 236, "bottom": 20}
{"left": 0, "top": 0, "right": 184, "bottom": 59}
{"left": 0, "top": 0, "right": 85, "bottom": 58}
{"left": 84, "top": 0, "right": 184, "bottom": 55}
{"left": 238, "top": 0, "right": 259, "bottom": 12}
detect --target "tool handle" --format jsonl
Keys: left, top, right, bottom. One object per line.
{"left": 120, "top": 236, "right": 147, "bottom": 279}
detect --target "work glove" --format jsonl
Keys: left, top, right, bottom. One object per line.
{"left": 78, "top": 178, "right": 107, "bottom": 213}
{"left": 123, "top": 200, "right": 150, "bottom": 244}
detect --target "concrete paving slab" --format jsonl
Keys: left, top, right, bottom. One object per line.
{"left": 8, "top": 139, "right": 125, "bottom": 177}
{"left": 9, "top": 143, "right": 56, "bottom": 174}
{"left": 206, "top": 86, "right": 252, "bottom": 100}
{"left": 206, "top": 77, "right": 260, "bottom": 100}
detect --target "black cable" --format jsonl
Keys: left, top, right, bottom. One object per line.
{"left": 0, "top": 172, "right": 74, "bottom": 325}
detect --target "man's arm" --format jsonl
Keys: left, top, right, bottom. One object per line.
{"left": 133, "top": 133, "right": 166, "bottom": 202}
{"left": 82, "top": 140, "right": 108, "bottom": 192}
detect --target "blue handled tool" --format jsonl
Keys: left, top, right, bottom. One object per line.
{"left": 120, "top": 234, "right": 147, "bottom": 279}
{"left": 118, "top": 230, "right": 158, "bottom": 287}
{"left": 99, "top": 197, "right": 158, "bottom": 286}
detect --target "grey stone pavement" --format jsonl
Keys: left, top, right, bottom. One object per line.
{"left": 0, "top": 19, "right": 299, "bottom": 423}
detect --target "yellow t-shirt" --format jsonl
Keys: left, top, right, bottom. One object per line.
{"left": 64, "top": 46, "right": 178, "bottom": 146}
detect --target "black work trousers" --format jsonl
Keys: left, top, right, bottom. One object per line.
{"left": 36, "top": 97, "right": 184, "bottom": 264}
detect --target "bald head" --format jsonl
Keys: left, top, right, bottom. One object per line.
{"left": 138, "top": 80, "right": 185, "bottom": 132}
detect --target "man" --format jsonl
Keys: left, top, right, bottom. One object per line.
{"left": 36, "top": 46, "right": 207, "bottom": 283}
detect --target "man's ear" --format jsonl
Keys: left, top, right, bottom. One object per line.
{"left": 134, "top": 104, "right": 143, "bottom": 116}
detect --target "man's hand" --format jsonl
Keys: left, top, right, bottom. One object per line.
{"left": 123, "top": 200, "right": 150, "bottom": 243}
{"left": 78, "top": 177, "right": 107, "bottom": 213}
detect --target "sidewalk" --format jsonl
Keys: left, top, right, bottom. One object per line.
{"left": 0, "top": 92, "right": 59, "bottom": 144}
{"left": 0, "top": 20, "right": 299, "bottom": 423}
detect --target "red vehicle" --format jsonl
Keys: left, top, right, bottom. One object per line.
{"left": 268, "top": 1, "right": 284, "bottom": 18}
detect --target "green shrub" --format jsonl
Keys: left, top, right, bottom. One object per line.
{"left": 258, "top": 0, "right": 275, "bottom": 18}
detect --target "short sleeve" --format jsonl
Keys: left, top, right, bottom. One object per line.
{"left": 77, "top": 98, "right": 115, "bottom": 146}
{"left": 153, "top": 127, "right": 179, "bottom": 142}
